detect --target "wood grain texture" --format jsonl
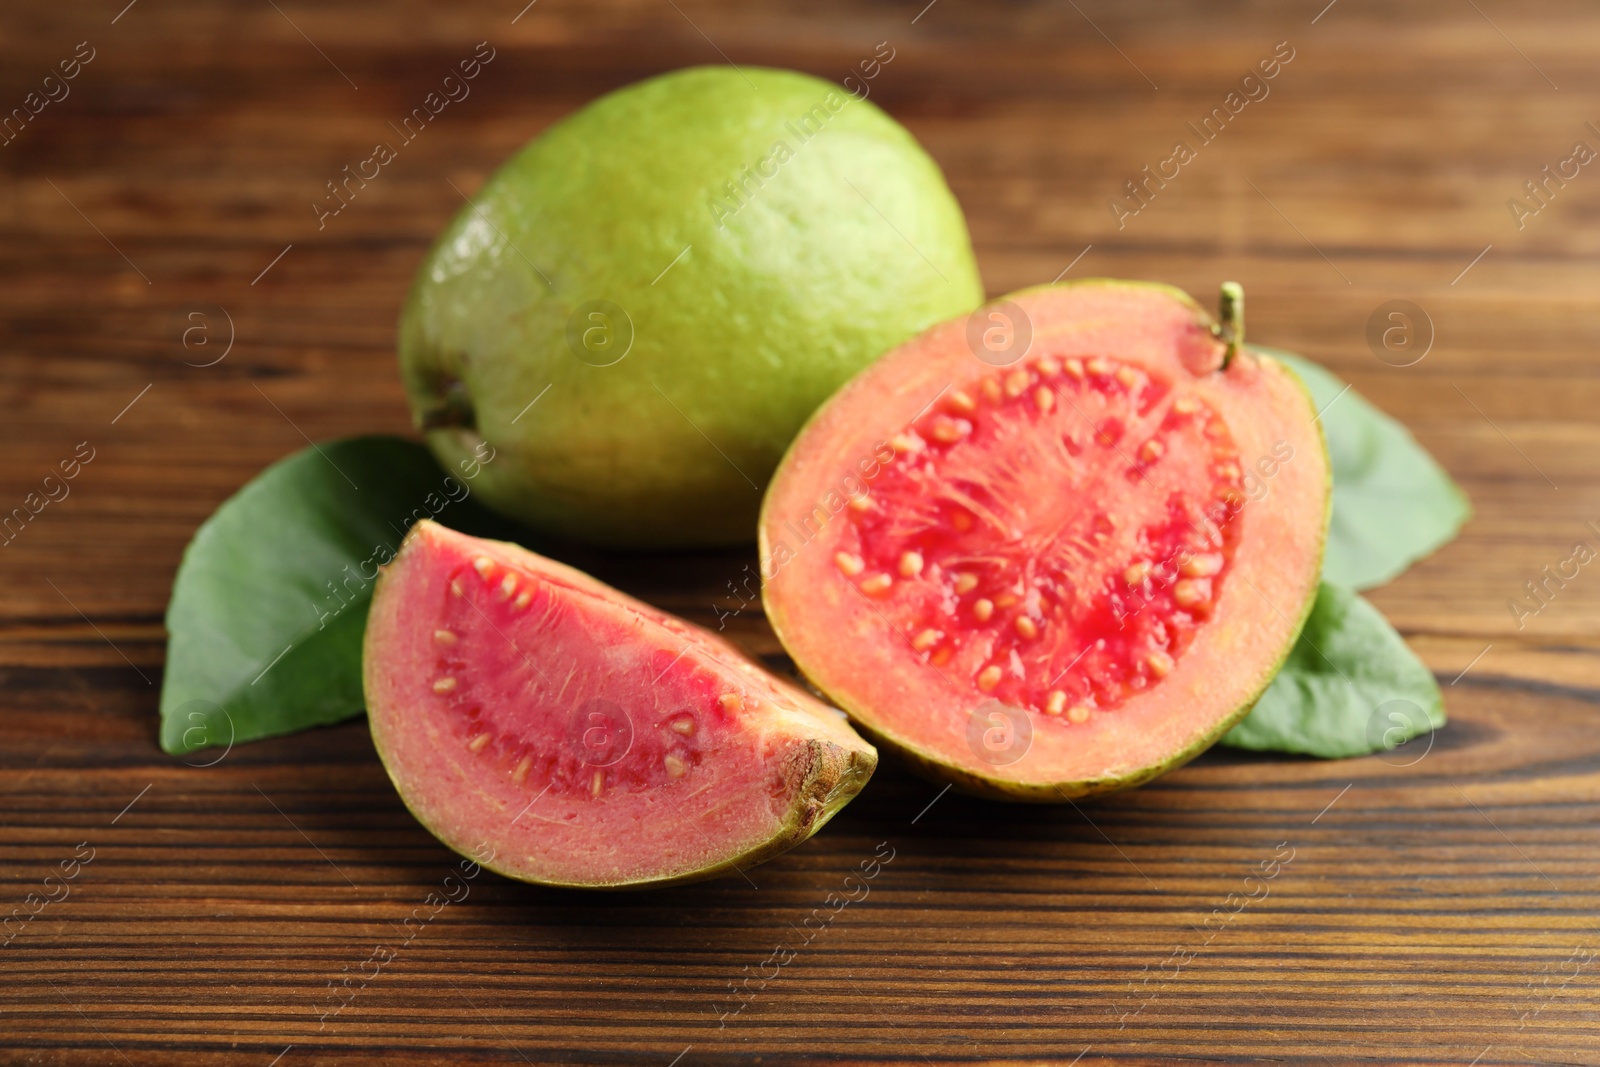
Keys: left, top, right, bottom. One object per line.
{"left": 3, "top": 0, "right": 1599, "bottom": 1063}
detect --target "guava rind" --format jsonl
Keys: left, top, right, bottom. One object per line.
{"left": 761, "top": 279, "right": 1331, "bottom": 801}
{"left": 399, "top": 66, "right": 983, "bottom": 549}
{"left": 413, "top": 734, "right": 875, "bottom": 892}
{"left": 364, "top": 520, "right": 877, "bottom": 888}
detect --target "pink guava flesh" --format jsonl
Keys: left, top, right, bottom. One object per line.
{"left": 364, "top": 520, "right": 877, "bottom": 889}
{"left": 760, "top": 281, "right": 1330, "bottom": 800}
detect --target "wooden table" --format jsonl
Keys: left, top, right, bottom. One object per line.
{"left": 3, "top": 1, "right": 1598, "bottom": 1062}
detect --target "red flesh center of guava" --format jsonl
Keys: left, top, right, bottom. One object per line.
{"left": 834, "top": 354, "right": 1245, "bottom": 724}
{"left": 426, "top": 559, "right": 747, "bottom": 802}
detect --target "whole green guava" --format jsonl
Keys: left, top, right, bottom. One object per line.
{"left": 399, "top": 65, "right": 983, "bottom": 548}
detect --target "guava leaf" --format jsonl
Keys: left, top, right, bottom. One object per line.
{"left": 159, "top": 436, "right": 515, "bottom": 755}
{"left": 1253, "top": 346, "right": 1470, "bottom": 591}
{"left": 1220, "top": 581, "right": 1443, "bottom": 758}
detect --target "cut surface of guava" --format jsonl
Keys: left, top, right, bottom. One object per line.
{"left": 364, "top": 520, "right": 876, "bottom": 888}
{"left": 760, "top": 280, "right": 1330, "bottom": 800}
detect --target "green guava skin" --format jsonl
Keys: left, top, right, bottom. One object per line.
{"left": 399, "top": 65, "right": 985, "bottom": 548}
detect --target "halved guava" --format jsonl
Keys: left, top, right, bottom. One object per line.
{"left": 760, "top": 280, "right": 1329, "bottom": 801}
{"left": 364, "top": 520, "right": 877, "bottom": 888}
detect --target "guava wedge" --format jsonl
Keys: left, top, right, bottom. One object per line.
{"left": 760, "top": 280, "right": 1330, "bottom": 801}
{"left": 363, "top": 520, "right": 877, "bottom": 888}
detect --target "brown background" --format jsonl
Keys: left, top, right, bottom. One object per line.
{"left": 3, "top": 0, "right": 1598, "bottom": 1063}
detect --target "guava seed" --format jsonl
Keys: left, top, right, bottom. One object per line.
{"left": 860, "top": 573, "right": 893, "bottom": 596}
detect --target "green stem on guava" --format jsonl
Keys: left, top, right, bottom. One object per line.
{"left": 1216, "top": 281, "right": 1244, "bottom": 368}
